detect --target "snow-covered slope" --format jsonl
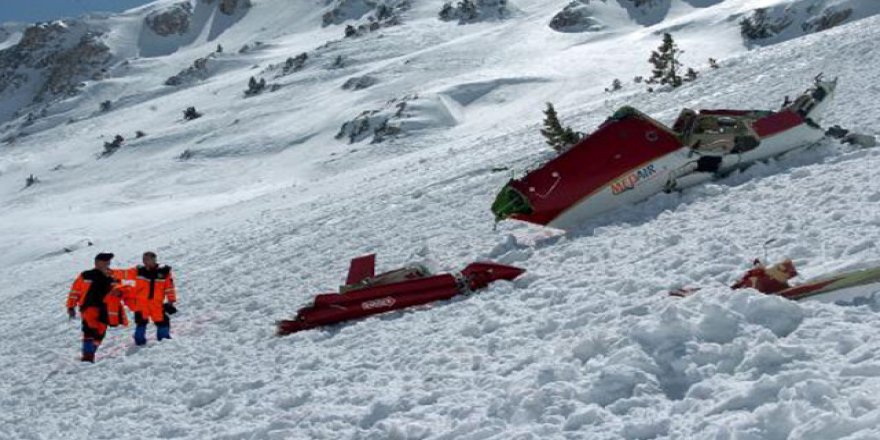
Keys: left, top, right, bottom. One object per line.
{"left": 1, "top": 0, "right": 879, "bottom": 438}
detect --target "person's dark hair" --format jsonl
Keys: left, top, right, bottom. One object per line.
{"left": 143, "top": 251, "right": 157, "bottom": 259}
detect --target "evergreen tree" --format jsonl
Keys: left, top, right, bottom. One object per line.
{"left": 685, "top": 68, "right": 698, "bottom": 82}
{"left": 376, "top": 5, "right": 393, "bottom": 21}
{"left": 708, "top": 58, "right": 719, "bottom": 69}
{"left": 605, "top": 78, "right": 622, "bottom": 92}
{"left": 101, "top": 134, "right": 125, "bottom": 157}
{"left": 740, "top": 8, "right": 771, "bottom": 40}
{"left": 183, "top": 107, "right": 202, "bottom": 121}
{"left": 344, "top": 24, "right": 358, "bottom": 38}
{"left": 648, "top": 33, "right": 683, "bottom": 88}
{"left": 540, "top": 103, "right": 581, "bottom": 153}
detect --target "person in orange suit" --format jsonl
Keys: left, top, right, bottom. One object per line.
{"left": 127, "top": 251, "right": 177, "bottom": 346}
{"left": 67, "top": 253, "right": 135, "bottom": 363}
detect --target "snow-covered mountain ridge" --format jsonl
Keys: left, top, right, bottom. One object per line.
{"left": 1, "top": 0, "right": 879, "bottom": 439}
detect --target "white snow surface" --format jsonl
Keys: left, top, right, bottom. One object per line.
{"left": 1, "top": 0, "right": 880, "bottom": 439}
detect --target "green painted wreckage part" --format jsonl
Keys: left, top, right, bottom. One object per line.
{"left": 492, "top": 184, "right": 532, "bottom": 222}
{"left": 785, "top": 267, "right": 880, "bottom": 301}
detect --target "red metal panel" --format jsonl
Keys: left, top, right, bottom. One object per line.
{"left": 314, "top": 274, "right": 458, "bottom": 307}
{"left": 752, "top": 109, "right": 804, "bottom": 138}
{"left": 509, "top": 113, "right": 682, "bottom": 225}
{"left": 300, "top": 286, "right": 461, "bottom": 326}
{"left": 346, "top": 254, "right": 376, "bottom": 285}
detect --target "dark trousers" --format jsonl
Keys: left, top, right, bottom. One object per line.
{"left": 133, "top": 311, "right": 171, "bottom": 345}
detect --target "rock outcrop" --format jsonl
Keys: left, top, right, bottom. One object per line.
{"left": 740, "top": 1, "right": 880, "bottom": 46}
{"left": 0, "top": 20, "right": 112, "bottom": 108}
{"left": 145, "top": 2, "right": 193, "bottom": 36}
{"left": 549, "top": 1, "right": 605, "bottom": 33}
{"left": 323, "top": 0, "right": 411, "bottom": 27}
{"left": 165, "top": 54, "right": 215, "bottom": 86}
{"left": 439, "top": 0, "right": 511, "bottom": 24}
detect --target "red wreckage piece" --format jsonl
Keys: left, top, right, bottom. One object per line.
{"left": 276, "top": 255, "right": 525, "bottom": 336}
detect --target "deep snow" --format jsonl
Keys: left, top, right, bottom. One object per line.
{"left": 0, "top": 0, "right": 879, "bottom": 439}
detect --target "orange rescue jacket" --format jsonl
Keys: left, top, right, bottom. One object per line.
{"left": 67, "top": 269, "right": 136, "bottom": 327}
{"left": 123, "top": 265, "right": 177, "bottom": 322}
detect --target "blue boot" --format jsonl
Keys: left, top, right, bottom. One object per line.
{"left": 157, "top": 325, "right": 171, "bottom": 341}
{"left": 82, "top": 339, "right": 97, "bottom": 363}
{"left": 133, "top": 324, "right": 147, "bottom": 346}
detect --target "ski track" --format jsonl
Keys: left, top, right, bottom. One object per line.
{"left": 1, "top": 1, "right": 880, "bottom": 439}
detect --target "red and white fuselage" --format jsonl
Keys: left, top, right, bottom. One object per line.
{"left": 492, "top": 79, "right": 837, "bottom": 229}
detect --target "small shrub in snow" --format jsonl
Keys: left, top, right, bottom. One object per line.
{"left": 135, "top": 130, "right": 146, "bottom": 138}
{"left": 99, "top": 100, "right": 112, "bottom": 112}
{"left": 101, "top": 134, "right": 124, "bottom": 157}
{"left": 633, "top": 76, "right": 644, "bottom": 84}
{"left": 244, "top": 76, "right": 267, "bottom": 96}
{"left": 439, "top": 0, "right": 509, "bottom": 24}
{"left": 282, "top": 53, "right": 308, "bottom": 75}
{"left": 708, "top": 58, "right": 719, "bottom": 69}
{"left": 684, "top": 68, "right": 698, "bottom": 82}
{"left": 605, "top": 78, "right": 622, "bottom": 93}
{"left": 216, "top": 44, "right": 223, "bottom": 53}
{"left": 540, "top": 102, "right": 581, "bottom": 153}
{"left": 183, "top": 106, "right": 202, "bottom": 121}
{"left": 344, "top": 25, "right": 359, "bottom": 38}
{"left": 24, "top": 174, "right": 39, "bottom": 188}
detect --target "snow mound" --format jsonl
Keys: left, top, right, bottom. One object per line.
{"left": 440, "top": 77, "right": 550, "bottom": 107}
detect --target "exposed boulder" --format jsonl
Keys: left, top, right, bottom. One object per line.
{"left": 341, "top": 3, "right": 405, "bottom": 37}
{"left": 342, "top": 75, "right": 378, "bottom": 90}
{"left": 803, "top": 7, "right": 853, "bottom": 32}
{"left": 165, "top": 54, "right": 215, "bottom": 86}
{"left": 220, "top": 0, "right": 252, "bottom": 15}
{"left": 439, "top": 0, "right": 511, "bottom": 24}
{"left": 323, "top": 0, "right": 410, "bottom": 27}
{"left": 549, "top": 1, "right": 605, "bottom": 33}
{"left": 145, "top": 2, "right": 193, "bottom": 36}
